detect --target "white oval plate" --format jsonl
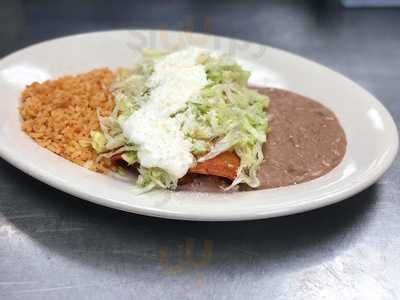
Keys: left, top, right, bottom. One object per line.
{"left": 0, "top": 30, "right": 398, "bottom": 221}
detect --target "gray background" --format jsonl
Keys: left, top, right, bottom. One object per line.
{"left": 0, "top": 1, "right": 399, "bottom": 299}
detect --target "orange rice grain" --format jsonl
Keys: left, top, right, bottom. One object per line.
{"left": 20, "top": 68, "right": 117, "bottom": 172}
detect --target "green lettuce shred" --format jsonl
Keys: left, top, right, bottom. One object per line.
{"left": 136, "top": 167, "right": 178, "bottom": 191}
{"left": 90, "top": 131, "right": 107, "bottom": 153}
{"left": 205, "top": 55, "right": 251, "bottom": 85}
{"left": 178, "top": 55, "right": 269, "bottom": 188}
{"left": 121, "top": 151, "right": 137, "bottom": 166}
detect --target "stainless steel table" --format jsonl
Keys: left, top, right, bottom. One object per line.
{"left": 0, "top": 1, "right": 399, "bottom": 299}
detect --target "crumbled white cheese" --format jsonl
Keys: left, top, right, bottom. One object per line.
{"left": 122, "top": 47, "right": 209, "bottom": 178}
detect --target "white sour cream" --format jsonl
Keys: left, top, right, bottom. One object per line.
{"left": 122, "top": 47, "right": 209, "bottom": 178}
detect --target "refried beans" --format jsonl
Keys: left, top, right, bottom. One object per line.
{"left": 178, "top": 87, "right": 347, "bottom": 192}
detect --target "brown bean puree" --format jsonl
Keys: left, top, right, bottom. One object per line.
{"left": 178, "top": 88, "right": 347, "bottom": 192}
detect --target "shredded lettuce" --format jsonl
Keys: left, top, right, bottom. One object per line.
{"left": 91, "top": 48, "right": 268, "bottom": 191}
{"left": 136, "top": 167, "right": 178, "bottom": 191}
{"left": 90, "top": 131, "right": 107, "bottom": 153}
{"left": 205, "top": 55, "right": 251, "bottom": 85}
{"left": 121, "top": 151, "right": 137, "bottom": 166}
{"left": 178, "top": 55, "right": 269, "bottom": 188}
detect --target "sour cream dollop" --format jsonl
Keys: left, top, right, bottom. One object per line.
{"left": 122, "top": 47, "right": 209, "bottom": 178}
